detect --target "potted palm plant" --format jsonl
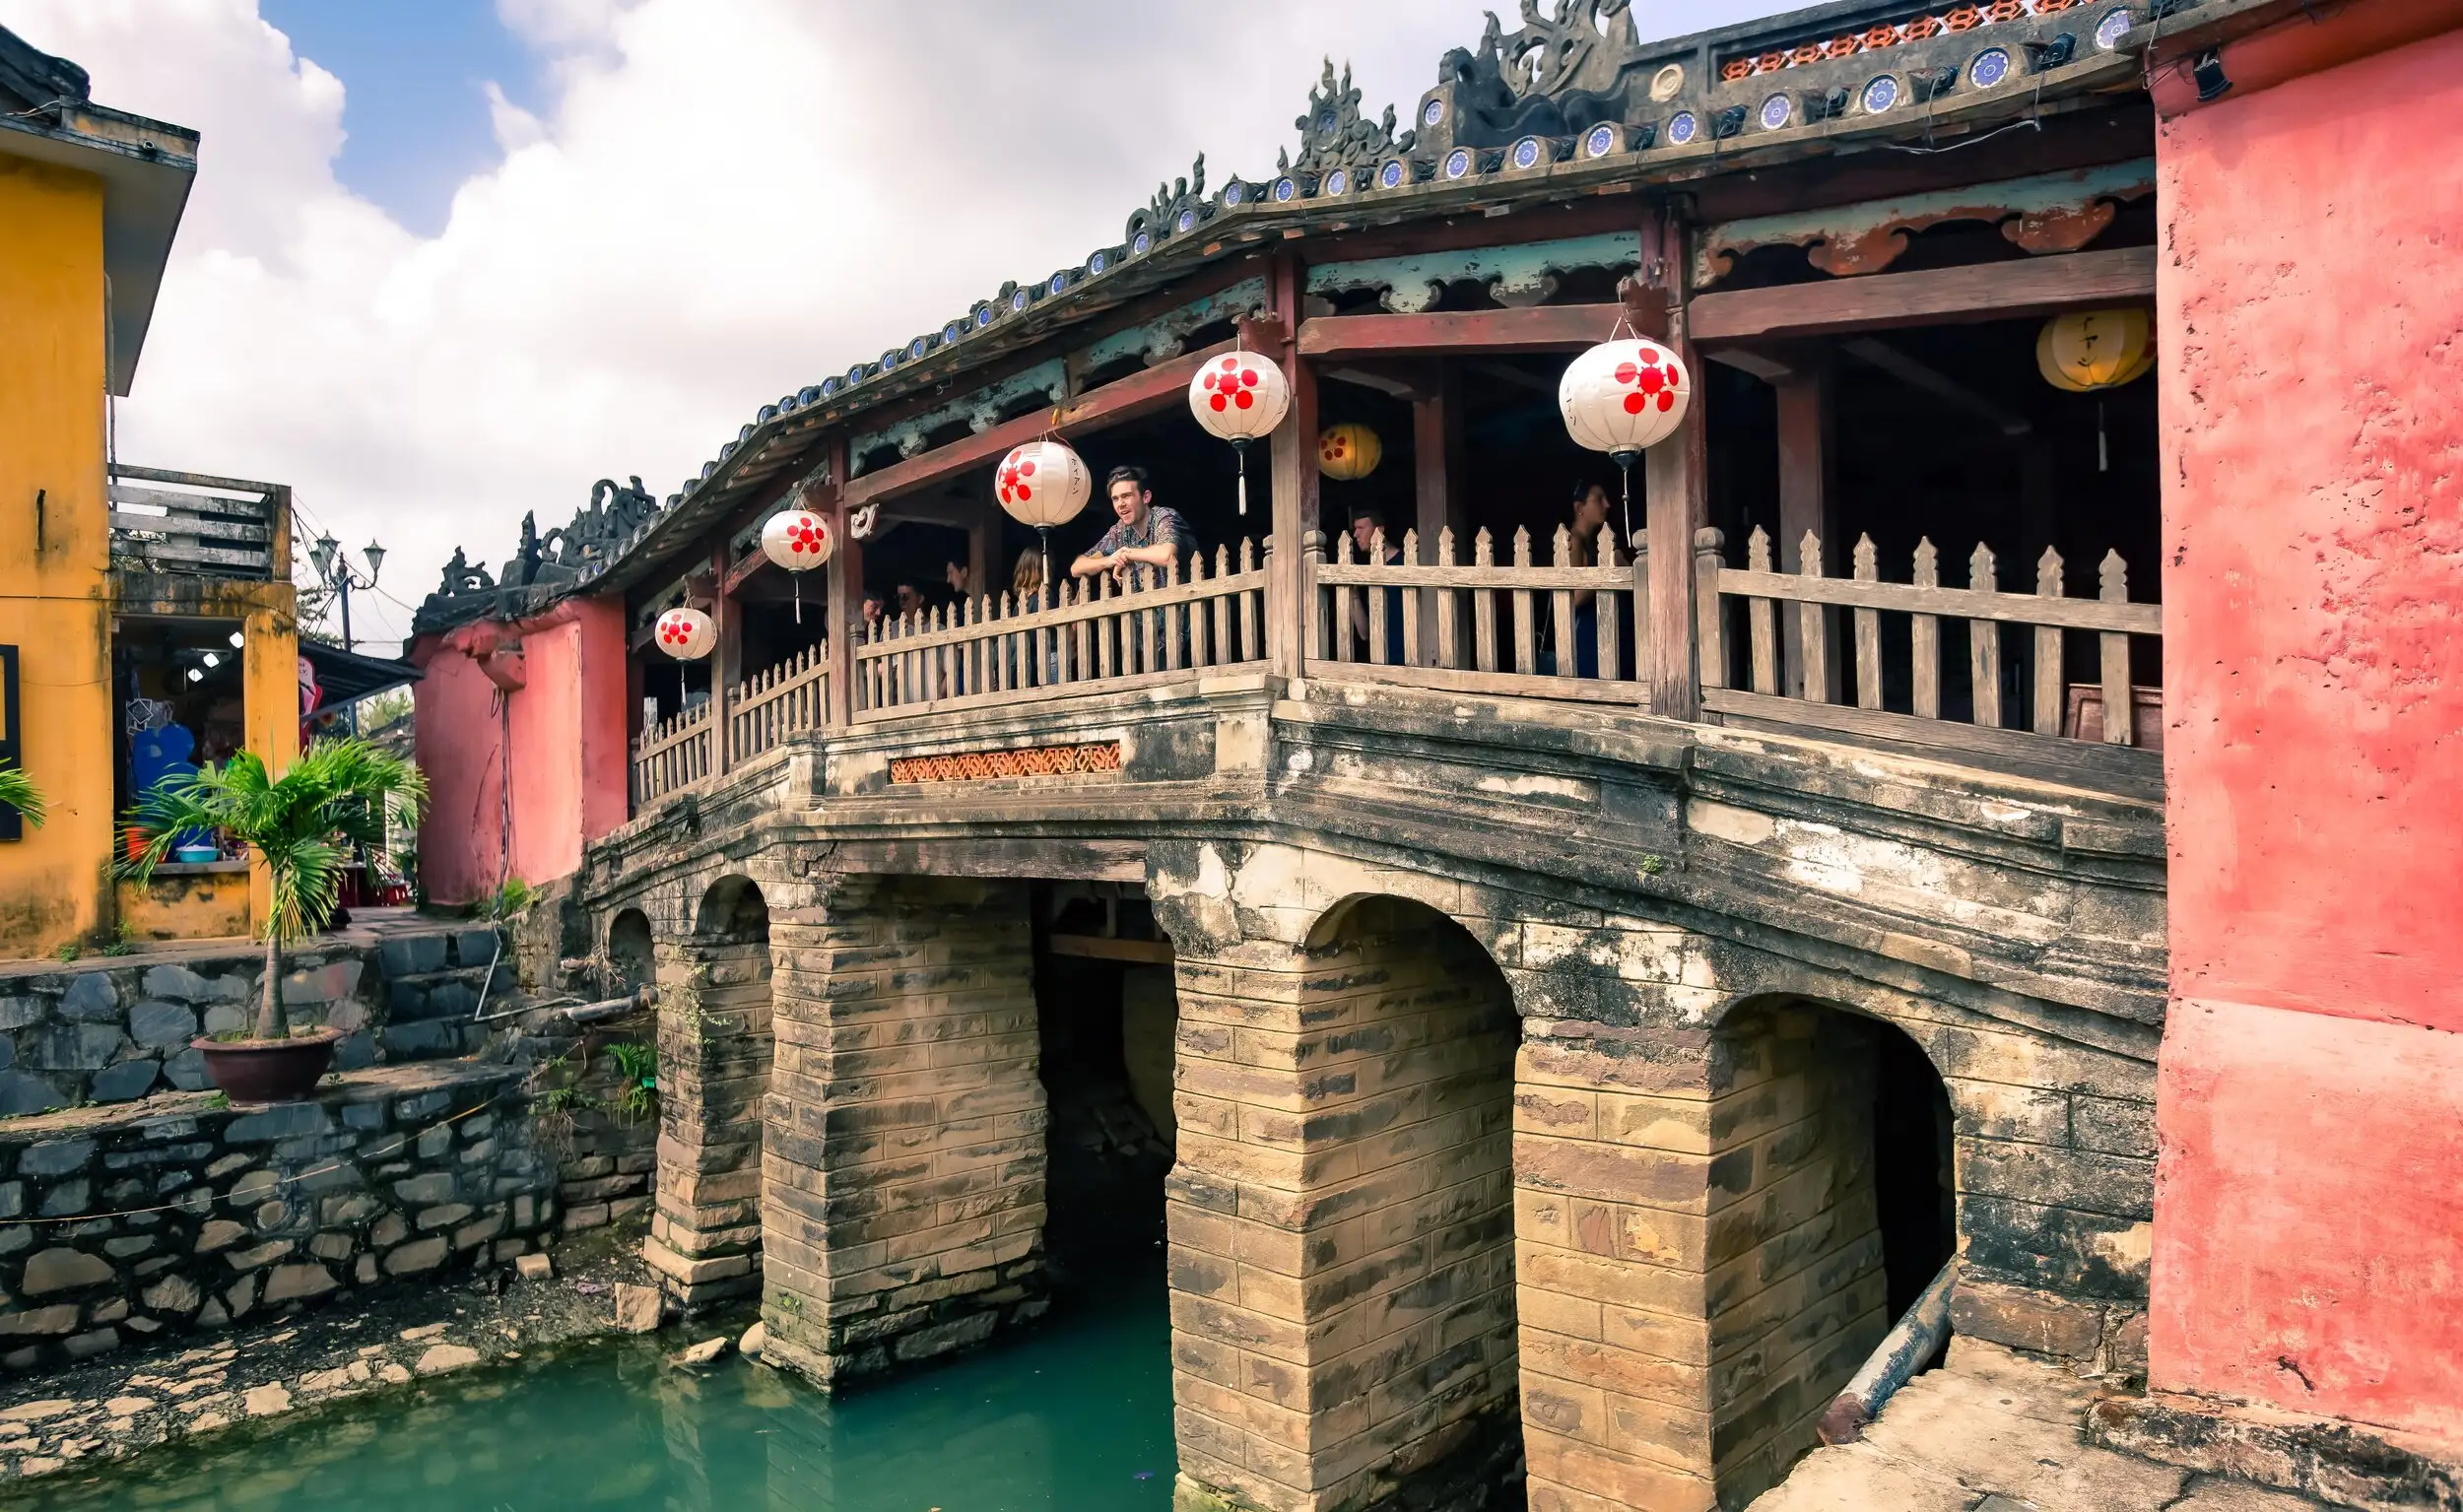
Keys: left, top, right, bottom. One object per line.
{"left": 123, "top": 737, "right": 427, "bottom": 1103}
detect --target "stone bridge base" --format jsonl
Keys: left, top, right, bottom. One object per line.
{"left": 603, "top": 829, "right": 2159, "bottom": 1512}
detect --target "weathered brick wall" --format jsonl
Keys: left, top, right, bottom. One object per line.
{"left": 1702, "top": 1005, "right": 1888, "bottom": 1506}
{"left": 0, "top": 1062, "right": 554, "bottom": 1371}
{"left": 760, "top": 877, "right": 1047, "bottom": 1386}
{"left": 1512, "top": 1020, "right": 1726, "bottom": 1512}
{"left": 1168, "top": 895, "right": 1520, "bottom": 1512}
{"left": 646, "top": 917, "right": 775, "bottom": 1310}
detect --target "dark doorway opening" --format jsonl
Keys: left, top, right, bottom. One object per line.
{"left": 1032, "top": 884, "right": 1175, "bottom": 1286}
{"left": 1872, "top": 1023, "right": 1958, "bottom": 1322}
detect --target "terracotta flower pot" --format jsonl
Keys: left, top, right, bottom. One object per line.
{"left": 192, "top": 1028, "right": 342, "bottom": 1104}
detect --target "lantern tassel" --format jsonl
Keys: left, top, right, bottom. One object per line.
{"left": 1615, "top": 450, "right": 1637, "bottom": 549}
{"left": 793, "top": 574, "right": 802, "bottom": 625}
{"left": 1234, "top": 439, "right": 1251, "bottom": 517}
{"left": 1038, "top": 525, "right": 1052, "bottom": 591}
{"left": 2097, "top": 401, "right": 2109, "bottom": 474}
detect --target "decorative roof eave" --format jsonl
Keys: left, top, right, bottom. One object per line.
{"left": 441, "top": 3, "right": 2150, "bottom": 624}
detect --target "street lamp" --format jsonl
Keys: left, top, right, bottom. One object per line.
{"left": 307, "top": 534, "right": 385, "bottom": 654}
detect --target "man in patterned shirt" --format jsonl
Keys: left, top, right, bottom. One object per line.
{"left": 1071, "top": 465, "right": 1193, "bottom": 589}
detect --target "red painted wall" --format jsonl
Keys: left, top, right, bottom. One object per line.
{"left": 411, "top": 597, "right": 630, "bottom": 905}
{"left": 2156, "top": 14, "right": 2463, "bottom": 1450}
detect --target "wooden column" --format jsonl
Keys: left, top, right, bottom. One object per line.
{"left": 709, "top": 539, "right": 737, "bottom": 774}
{"left": 965, "top": 492, "right": 996, "bottom": 604}
{"left": 1645, "top": 207, "right": 1710, "bottom": 720}
{"left": 822, "top": 438, "right": 858, "bottom": 728}
{"left": 1412, "top": 364, "right": 1468, "bottom": 668}
{"left": 1774, "top": 363, "right": 1839, "bottom": 701}
{"left": 1268, "top": 257, "right": 1316, "bottom": 683}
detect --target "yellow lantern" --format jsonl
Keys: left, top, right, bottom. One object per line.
{"left": 2037, "top": 309, "right": 2154, "bottom": 392}
{"left": 1317, "top": 423, "right": 1382, "bottom": 481}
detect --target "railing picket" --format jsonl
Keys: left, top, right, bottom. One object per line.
{"left": 2032, "top": 549, "right": 2066, "bottom": 737}
{"left": 1911, "top": 540, "right": 1940, "bottom": 719}
{"left": 1434, "top": 528, "right": 1461, "bottom": 670}
{"left": 1510, "top": 528, "right": 1536, "bottom": 676}
{"left": 1748, "top": 528, "right": 1778, "bottom": 694}
{"left": 1550, "top": 524, "right": 1576, "bottom": 682}
{"left": 1366, "top": 529, "right": 1391, "bottom": 666}
{"left": 2099, "top": 551, "right": 2133, "bottom": 746}
{"left": 1396, "top": 529, "right": 1422, "bottom": 668}
{"left": 1697, "top": 529, "right": 1727, "bottom": 690}
{"left": 1798, "top": 530, "right": 1829, "bottom": 703}
{"left": 1472, "top": 529, "right": 1498, "bottom": 673}
{"left": 1969, "top": 544, "right": 2002, "bottom": 729}
{"left": 1852, "top": 534, "right": 1882, "bottom": 710}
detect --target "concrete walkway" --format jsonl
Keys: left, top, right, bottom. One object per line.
{"left": 1749, "top": 1339, "right": 2329, "bottom": 1512}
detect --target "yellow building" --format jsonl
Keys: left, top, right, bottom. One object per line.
{"left": 0, "top": 25, "right": 300, "bottom": 957}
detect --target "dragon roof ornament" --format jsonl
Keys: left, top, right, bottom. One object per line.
{"left": 1279, "top": 59, "right": 1410, "bottom": 176}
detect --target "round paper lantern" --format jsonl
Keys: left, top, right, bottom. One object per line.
{"left": 654, "top": 607, "right": 713, "bottom": 660}
{"left": 1559, "top": 336, "right": 1693, "bottom": 544}
{"left": 759, "top": 508, "right": 832, "bottom": 624}
{"left": 2036, "top": 309, "right": 2153, "bottom": 392}
{"left": 652, "top": 605, "right": 713, "bottom": 708}
{"left": 993, "top": 439, "right": 1092, "bottom": 529}
{"left": 1317, "top": 423, "right": 1382, "bottom": 482}
{"left": 1188, "top": 351, "right": 1291, "bottom": 514}
{"left": 994, "top": 438, "right": 1093, "bottom": 588}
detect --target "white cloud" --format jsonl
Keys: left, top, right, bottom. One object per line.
{"left": 0, "top": 0, "right": 1782, "bottom": 654}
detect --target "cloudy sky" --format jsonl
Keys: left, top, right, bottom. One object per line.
{"left": 3, "top": 0, "right": 1790, "bottom": 654}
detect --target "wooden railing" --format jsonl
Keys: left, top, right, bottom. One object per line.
{"left": 1700, "top": 526, "right": 2163, "bottom": 768}
{"left": 853, "top": 541, "right": 1271, "bottom": 721}
{"left": 1308, "top": 526, "right": 1652, "bottom": 705}
{"left": 625, "top": 517, "right": 2167, "bottom": 814}
{"left": 729, "top": 643, "right": 830, "bottom": 763}
{"left": 107, "top": 466, "right": 287, "bottom": 580}
{"left": 632, "top": 700, "right": 712, "bottom": 806}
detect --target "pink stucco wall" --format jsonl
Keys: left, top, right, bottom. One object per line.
{"left": 411, "top": 597, "right": 629, "bottom": 905}
{"left": 2155, "top": 12, "right": 2463, "bottom": 1450}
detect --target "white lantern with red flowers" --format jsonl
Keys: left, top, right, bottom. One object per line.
{"left": 653, "top": 605, "right": 714, "bottom": 705}
{"left": 759, "top": 507, "right": 833, "bottom": 624}
{"left": 993, "top": 439, "right": 1093, "bottom": 591}
{"left": 1187, "top": 350, "right": 1291, "bottom": 515}
{"left": 1559, "top": 335, "right": 1694, "bottom": 545}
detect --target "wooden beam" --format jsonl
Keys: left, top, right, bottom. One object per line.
{"left": 844, "top": 341, "right": 1232, "bottom": 510}
{"left": 1046, "top": 933, "right": 1174, "bottom": 965}
{"left": 1689, "top": 246, "right": 2156, "bottom": 344}
{"left": 1298, "top": 301, "right": 1649, "bottom": 360}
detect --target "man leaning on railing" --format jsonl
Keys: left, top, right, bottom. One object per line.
{"left": 1072, "top": 464, "right": 1193, "bottom": 592}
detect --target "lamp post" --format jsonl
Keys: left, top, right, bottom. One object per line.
{"left": 306, "top": 535, "right": 385, "bottom": 733}
{"left": 307, "top": 535, "right": 385, "bottom": 654}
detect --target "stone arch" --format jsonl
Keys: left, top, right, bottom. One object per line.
{"left": 1690, "top": 993, "right": 1959, "bottom": 1504}
{"left": 604, "top": 906, "right": 654, "bottom": 996}
{"left": 645, "top": 874, "right": 776, "bottom": 1312}
{"left": 1166, "top": 890, "right": 1526, "bottom": 1512}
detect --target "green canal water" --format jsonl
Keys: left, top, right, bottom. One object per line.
{"left": 12, "top": 1274, "right": 1177, "bottom": 1512}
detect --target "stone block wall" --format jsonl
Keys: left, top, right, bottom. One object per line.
{"left": 0, "top": 924, "right": 503, "bottom": 1115}
{"left": 760, "top": 878, "right": 1047, "bottom": 1386}
{"left": 1512, "top": 1020, "right": 1728, "bottom": 1512}
{"left": 647, "top": 929, "right": 775, "bottom": 1310}
{"left": 0, "top": 1062, "right": 555, "bottom": 1371}
{"left": 1168, "top": 897, "right": 1520, "bottom": 1512}
{"left": 1702, "top": 1006, "right": 1889, "bottom": 1506}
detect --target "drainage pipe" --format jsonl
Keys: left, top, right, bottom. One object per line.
{"left": 1816, "top": 1258, "right": 1958, "bottom": 1445}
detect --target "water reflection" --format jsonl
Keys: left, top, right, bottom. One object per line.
{"left": 16, "top": 1277, "right": 1174, "bottom": 1512}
